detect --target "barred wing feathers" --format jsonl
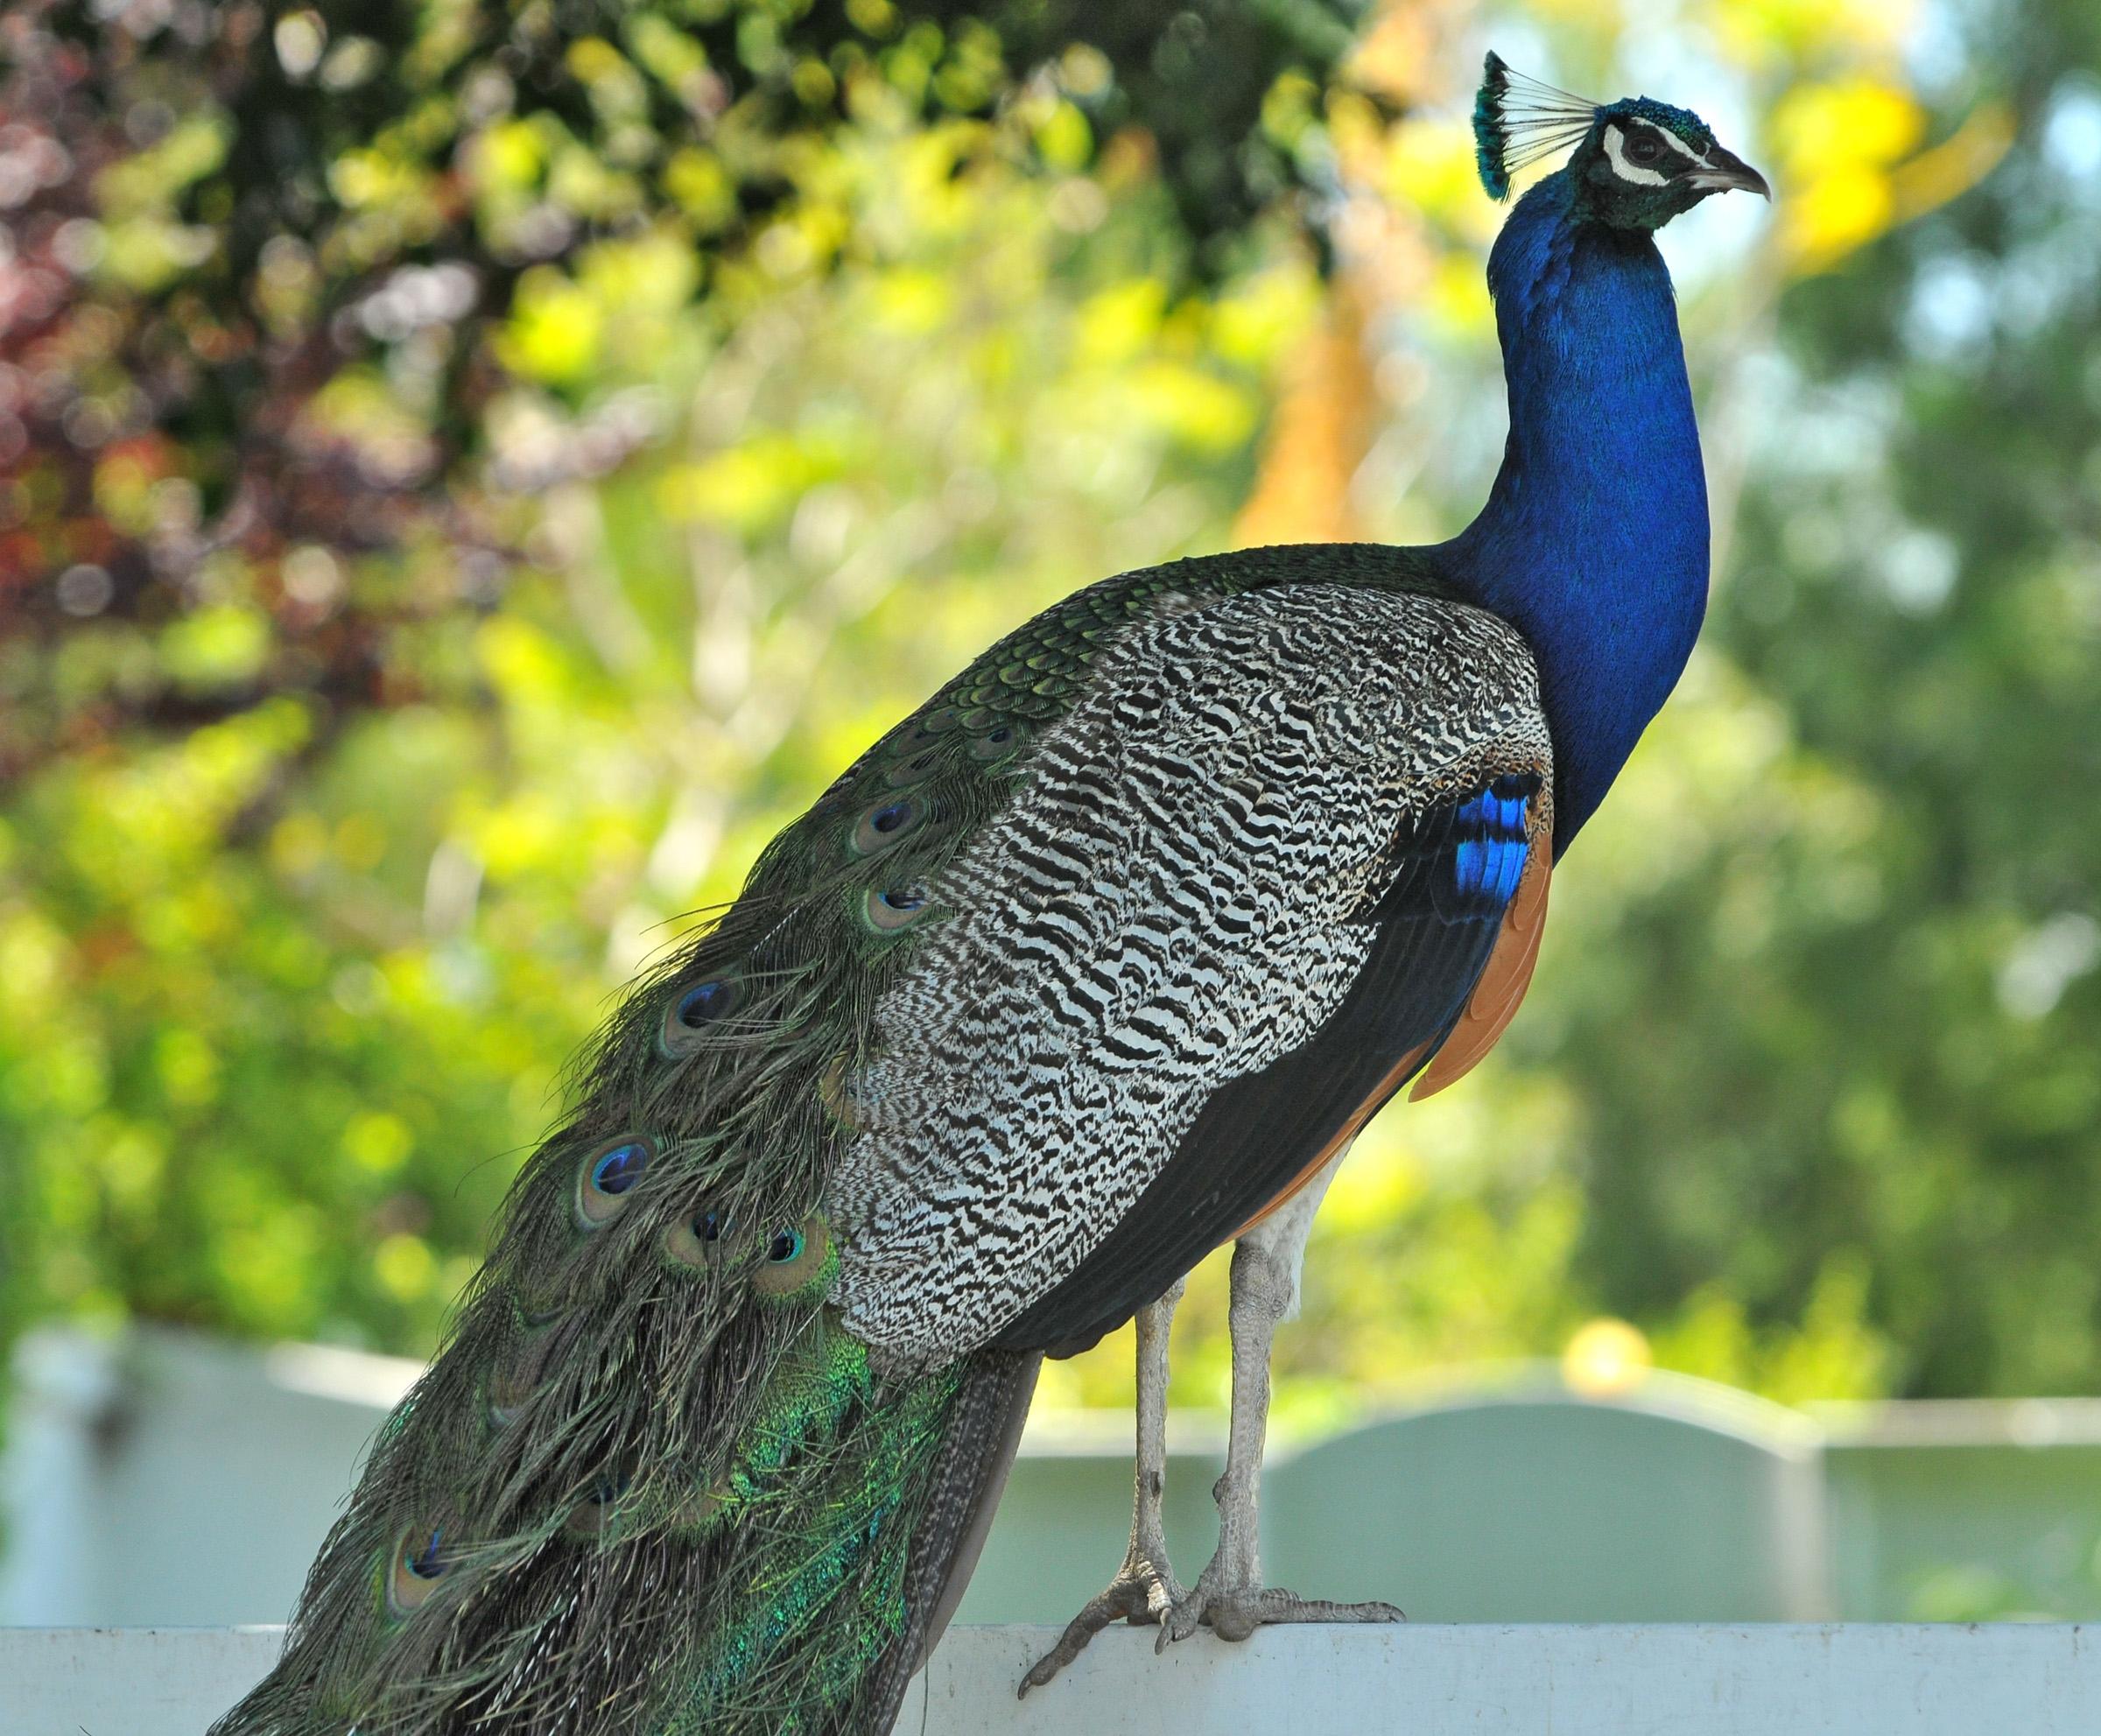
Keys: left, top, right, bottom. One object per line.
{"left": 830, "top": 582, "right": 1554, "bottom": 1362}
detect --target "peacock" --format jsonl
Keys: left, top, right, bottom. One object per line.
{"left": 214, "top": 53, "right": 1767, "bottom": 1736}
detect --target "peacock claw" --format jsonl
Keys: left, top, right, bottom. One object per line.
{"left": 1159, "top": 1581, "right": 1406, "bottom": 1648}
{"left": 1017, "top": 1548, "right": 1184, "bottom": 1696}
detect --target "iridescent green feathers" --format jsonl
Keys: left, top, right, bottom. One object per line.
{"left": 1607, "top": 95, "right": 1718, "bottom": 157}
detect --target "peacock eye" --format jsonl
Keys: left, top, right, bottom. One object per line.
{"left": 593, "top": 1143, "right": 646, "bottom": 1194}
{"left": 387, "top": 1525, "right": 450, "bottom": 1615}
{"left": 576, "top": 1136, "right": 653, "bottom": 1226}
{"left": 752, "top": 1214, "right": 830, "bottom": 1297}
{"left": 564, "top": 1472, "right": 628, "bottom": 1539}
{"left": 966, "top": 721, "right": 1024, "bottom": 763}
{"left": 676, "top": 979, "right": 738, "bottom": 1027}
{"left": 852, "top": 797, "right": 924, "bottom": 855}
{"left": 661, "top": 974, "right": 742, "bottom": 1058}
{"left": 885, "top": 749, "right": 943, "bottom": 789}
{"left": 864, "top": 883, "right": 931, "bottom": 931}
{"left": 664, "top": 1204, "right": 734, "bottom": 1269}
{"left": 1627, "top": 130, "right": 1662, "bottom": 163}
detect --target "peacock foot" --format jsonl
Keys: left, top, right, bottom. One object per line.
{"left": 1159, "top": 1575, "right": 1405, "bottom": 1648}
{"left": 1016, "top": 1543, "right": 1184, "bottom": 1696}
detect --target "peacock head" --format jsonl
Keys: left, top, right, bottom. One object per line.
{"left": 1473, "top": 52, "right": 1768, "bottom": 231}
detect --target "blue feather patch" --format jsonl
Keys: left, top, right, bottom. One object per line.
{"left": 1452, "top": 776, "right": 1535, "bottom": 905}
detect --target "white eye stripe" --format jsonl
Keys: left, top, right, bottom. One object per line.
{"left": 1648, "top": 123, "right": 1706, "bottom": 163}
{"left": 1602, "top": 123, "right": 1669, "bottom": 186}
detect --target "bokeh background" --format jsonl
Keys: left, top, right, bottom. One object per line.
{"left": 4, "top": 0, "right": 2101, "bottom": 1627}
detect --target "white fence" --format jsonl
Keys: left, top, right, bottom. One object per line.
{"left": 10, "top": 1624, "right": 2101, "bottom": 1736}
{"left": 0, "top": 1327, "right": 1834, "bottom": 1629}
{"left": 14, "top": 1326, "right": 2101, "bottom": 1635}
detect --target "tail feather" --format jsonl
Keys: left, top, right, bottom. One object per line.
{"left": 864, "top": 1350, "right": 1042, "bottom": 1730}
{"left": 210, "top": 840, "right": 1012, "bottom": 1732}
{"left": 216, "top": 1266, "right": 1025, "bottom": 1735}
{"left": 208, "top": 593, "right": 1156, "bottom": 1732}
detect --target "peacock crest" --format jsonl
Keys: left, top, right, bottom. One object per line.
{"left": 1472, "top": 51, "right": 1599, "bottom": 199}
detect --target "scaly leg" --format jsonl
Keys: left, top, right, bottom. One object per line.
{"left": 1162, "top": 1150, "right": 1404, "bottom": 1645}
{"left": 1018, "top": 1276, "right": 1187, "bottom": 1694}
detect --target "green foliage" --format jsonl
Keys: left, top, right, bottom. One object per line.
{"left": 1558, "top": 0, "right": 2101, "bottom": 1399}
{"left": 0, "top": 0, "right": 1317, "bottom": 1357}
{"left": 0, "top": 0, "right": 1375, "bottom": 784}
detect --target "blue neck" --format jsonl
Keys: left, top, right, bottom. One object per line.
{"left": 1436, "top": 170, "right": 1709, "bottom": 851}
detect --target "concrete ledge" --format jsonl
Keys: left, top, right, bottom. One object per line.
{"left": 7, "top": 1623, "right": 2098, "bottom": 1735}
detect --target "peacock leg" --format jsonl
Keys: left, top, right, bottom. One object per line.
{"left": 1017, "top": 1275, "right": 1188, "bottom": 1695}
{"left": 1162, "top": 1149, "right": 1404, "bottom": 1646}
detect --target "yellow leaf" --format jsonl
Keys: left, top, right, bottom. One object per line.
{"left": 1782, "top": 165, "right": 1895, "bottom": 271}
{"left": 1715, "top": 0, "right": 1914, "bottom": 63}
{"left": 1772, "top": 79, "right": 1925, "bottom": 180}
{"left": 474, "top": 119, "right": 545, "bottom": 192}
{"left": 343, "top": 1111, "right": 414, "bottom": 1174}
{"left": 565, "top": 37, "right": 629, "bottom": 87}
{"left": 497, "top": 266, "right": 604, "bottom": 385}
{"left": 1075, "top": 278, "right": 1167, "bottom": 366}
{"left": 1035, "top": 100, "right": 1093, "bottom": 173}
{"left": 869, "top": 268, "right": 952, "bottom": 335}
{"left": 1384, "top": 117, "right": 1495, "bottom": 238}
{"left": 664, "top": 148, "right": 734, "bottom": 230}
{"left": 657, "top": 433, "right": 850, "bottom": 535}
{"left": 1128, "top": 361, "right": 1257, "bottom": 454}
{"left": 375, "top": 1233, "right": 437, "bottom": 1301}
{"left": 1427, "top": 250, "right": 1493, "bottom": 337}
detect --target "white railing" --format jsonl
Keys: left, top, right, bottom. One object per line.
{"left": 8, "top": 1623, "right": 2100, "bottom": 1736}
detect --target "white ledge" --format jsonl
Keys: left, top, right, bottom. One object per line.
{"left": 7, "top": 1623, "right": 2099, "bottom": 1735}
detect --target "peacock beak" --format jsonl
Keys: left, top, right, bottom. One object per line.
{"left": 1688, "top": 144, "right": 1771, "bottom": 200}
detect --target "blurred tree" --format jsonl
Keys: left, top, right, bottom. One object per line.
{"left": 0, "top": 0, "right": 1347, "bottom": 1353}
{"left": 0, "top": 0, "right": 1387, "bottom": 777}
{"left": 1556, "top": 0, "right": 2101, "bottom": 1399}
